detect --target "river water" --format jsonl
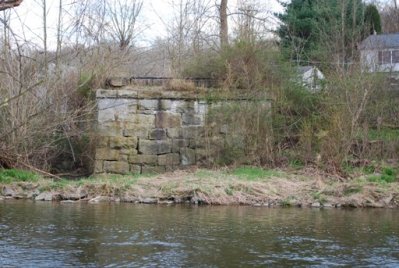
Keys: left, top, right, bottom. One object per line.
{"left": 1, "top": 201, "right": 399, "bottom": 267}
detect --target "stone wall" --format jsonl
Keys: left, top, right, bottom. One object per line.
{"left": 94, "top": 84, "right": 271, "bottom": 174}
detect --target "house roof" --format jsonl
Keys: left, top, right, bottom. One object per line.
{"left": 359, "top": 33, "right": 399, "bottom": 50}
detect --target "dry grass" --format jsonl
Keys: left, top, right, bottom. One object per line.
{"left": 163, "top": 79, "right": 197, "bottom": 91}
{"left": 1, "top": 168, "right": 399, "bottom": 207}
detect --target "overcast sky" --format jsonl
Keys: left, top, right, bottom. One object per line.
{"left": 5, "top": 0, "right": 284, "bottom": 49}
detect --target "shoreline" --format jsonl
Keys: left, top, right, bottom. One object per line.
{"left": 1, "top": 168, "right": 399, "bottom": 208}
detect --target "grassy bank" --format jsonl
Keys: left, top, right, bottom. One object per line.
{"left": 1, "top": 166, "right": 399, "bottom": 208}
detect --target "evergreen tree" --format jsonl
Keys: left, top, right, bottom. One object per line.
{"left": 276, "top": 0, "right": 367, "bottom": 66}
{"left": 364, "top": 4, "right": 382, "bottom": 35}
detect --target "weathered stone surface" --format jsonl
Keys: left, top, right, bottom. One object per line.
{"left": 142, "top": 165, "right": 166, "bottom": 174}
{"left": 158, "top": 153, "right": 180, "bottom": 166}
{"left": 94, "top": 160, "right": 104, "bottom": 173}
{"left": 61, "top": 190, "right": 87, "bottom": 201}
{"left": 97, "top": 122, "right": 123, "bottom": 136}
{"left": 103, "top": 161, "right": 130, "bottom": 174}
{"left": 117, "top": 89, "right": 138, "bottom": 98}
{"left": 126, "top": 114, "right": 155, "bottom": 125}
{"left": 195, "top": 101, "right": 207, "bottom": 114}
{"left": 123, "top": 126, "right": 148, "bottom": 138}
{"left": 35, "top": 192, "right": 61, "bottom": 201}
{"left": 138, "top": 99, "right": 159, "bottom": 111}
{"left": 166, "top": 128, "right": 183, "bottom": 138}
{"left": 96, "top": 89, "right": 118, "bottom": 98}
{"left": 88, "top": 196, "right": 112, "bottom": 203}
{"left": 96, "top": 136, "right": 109, "bottom": 148}
{"left": 138, "top": 140, "right": 172, "bottom": 155}
{"left": 155, "top": 112, "right": 181, "bottom": 128}
{"left": 109, "top": 136, "right": 138, "bottom": 149}
{"left": 180, "top": 148, "right": 196, "bottom": 165}
{"left": 120, "top": 149, "right": 138, "bottom": 156}
{"left": 182, "top": 126, "right": 204, "bottom": 138}
{"left": 149, "top": 129, "right": 167, "bottom": 140}
{"left": 96, "top": 149, "right": 120, "bottom": 161}
{"left": 2, "top": 186, "right": 16, "bottom": 196}
{"left": 167, "top": 100, "right": 193, "bottom": 113}
{"left": 129, "top": 155, "right": 158, "bottom": 165}
{"left": 182, "top": 113, "right": 203, "bottom": 126}
{"left": 98, "top": 99, "right": 137, "bottom": 122}
{"left": 172, "top": 139, "right": 189, "bottom": 152}
{"left": 130, "top": 165, "right": 141, "bottom": 174}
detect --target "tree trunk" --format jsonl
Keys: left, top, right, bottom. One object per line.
{"left": 219, "top": 0, "right": 228, "bottom": 47}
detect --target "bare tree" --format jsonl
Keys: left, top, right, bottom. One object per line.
{"left": 381, "top": 3, "right": 399, "bottom": 33}
{"left": 0, "top": 0, "right": 22, "bottom": 11}
{"left": 107, "top": 0, "right": 143, "bottom": 49}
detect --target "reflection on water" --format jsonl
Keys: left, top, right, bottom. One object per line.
{"left": 1, "top": 200, "right": 399, "bottom": 267}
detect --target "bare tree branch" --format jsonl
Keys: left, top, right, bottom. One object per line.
{"left": 0, "top": 0, "right": 23, "bottom": 11}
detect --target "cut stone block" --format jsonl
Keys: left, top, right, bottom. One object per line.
{"left": 138, "top": 99, "right": 159, "bottom": 111}
{"left": 123, "top": 126, "right": 148, "bottom": 138}
{"left": 182, "top": 126, "right": 204, "bottom": 138}
{"left": 172, "top": 139, "right": 189, "bottom": 152}
{"left": 103, "top": 161, "right": 130, "bottom": 174}
{"left": 97, "top": 122, "right": 123, "bottom": 137}
{"left": 98, "top": 99, "right": 137, "bottom": 122}
{"left": 94, "top": 160, "right": 104, "bottom": 173}
{"left": 149, "top": 129, "right": 167, "bottom": 140}
{"left": 182, "top": 113, "right": 203, "bottom": 126}
{"left": 166, "top": 128, "right": 183, "bottom": 138}
{"left": 96, "top": 136, "right": 109, "bottom": 148}
{"left": 155, "top": 112, "right": 181, "bottom": 128}
{"left": 96, "top": 149, "right": 120, "bottom": 161}
{"left": 138, "top": 140, "right": 172, "bottom": 155}
{"left": 109, "top": 137, "right": 138, "bottom": 149}
{"left": 158, "top": 153, "right": 180, "bottom": 166}
{"left": 129, "top": 155, "right": 158, "bottom": 165}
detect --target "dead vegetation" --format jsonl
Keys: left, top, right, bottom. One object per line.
{"left": 1, "top": 168, "right": 399, "bottom": 208}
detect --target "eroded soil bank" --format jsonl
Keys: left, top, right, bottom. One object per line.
{"left": 1, "top": 168, "right": 399, "bottom": 208}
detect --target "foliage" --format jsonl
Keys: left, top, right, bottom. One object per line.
{"left": 0, "top": 169, "right": 38, "bottom": 183}
{"left": 368, "top": 167, "right": 397, "bottom": 183}
{"left": 276, "top": 0, "right": 369, "bottom": 64}
{"left": 364, "top": 4, "right": 382, "bottom": 35}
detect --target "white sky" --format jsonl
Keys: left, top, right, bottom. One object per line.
{"left": 5, "top": 0, "right": 284, "bottom": 50}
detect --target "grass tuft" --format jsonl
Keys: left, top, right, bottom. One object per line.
{"left": 0, "top": 169, "right": 38, "bottom": 183}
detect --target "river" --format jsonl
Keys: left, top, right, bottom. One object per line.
{"left": 1, "top": 200, "right": 399, "bottom": 267}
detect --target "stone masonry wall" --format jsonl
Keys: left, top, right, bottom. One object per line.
{"left": 94, "top": 84, "right": 270, "bottom": 174}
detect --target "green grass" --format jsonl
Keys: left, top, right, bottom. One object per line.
{"left": 0, "top": 169, "right": 38, "bottom": 183}
{"left": 368, "top": 128, "right": 399, "bottom": 142}
{"left": 231, "top": 166, "right": 283, "bottom": 181}
{"left": 368, "top": 167, "right": 397, "bottom": 184}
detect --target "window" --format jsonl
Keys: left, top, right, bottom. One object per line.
{"left": 378, "top": 50, "right": 391, "bottom": 64}
{"left": 392, "top": 50, "right": 399, "bottom": 63}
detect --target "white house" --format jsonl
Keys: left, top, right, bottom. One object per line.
{"left": 359, "top": 33, "right": 399, "bottom": 72}
{"left": 296, "top": 66, "right": 325, "bottom": 92}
